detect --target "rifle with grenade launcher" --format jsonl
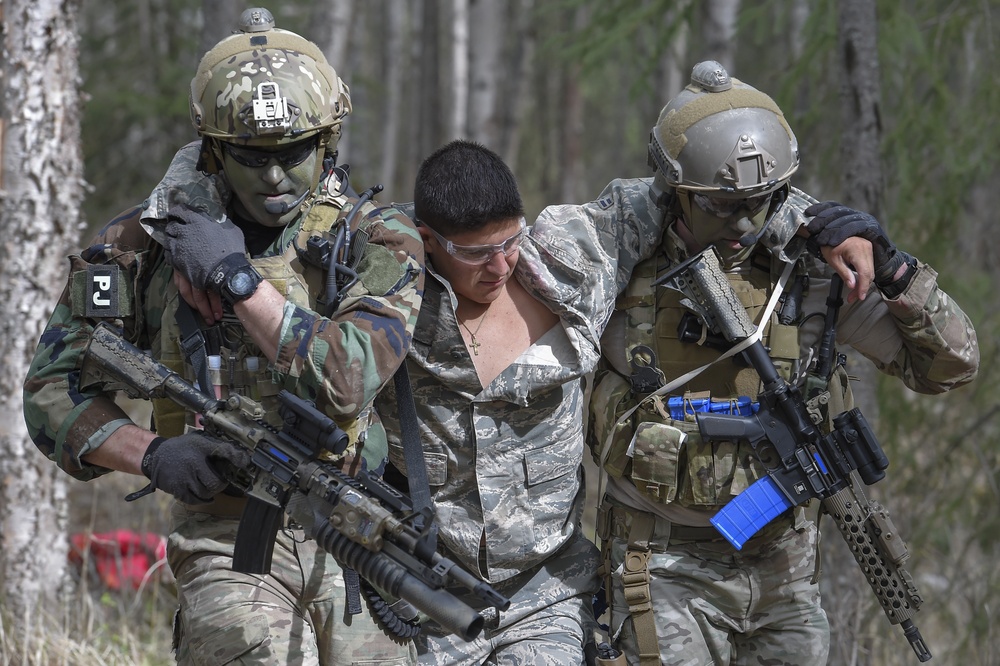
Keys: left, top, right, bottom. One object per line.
{"left": 80, "top": 322, "right": 510, "bottom": 641}
{"left": 654, "top": 248, "right": 931, "bottom": 662}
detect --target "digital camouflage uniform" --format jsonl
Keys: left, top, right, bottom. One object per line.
{"left": 23, "top": 140, "right": 424, "bottom": 665}
{"left": 589, "top": 181, "right": 980, "bottom": 665}
{"left": 379, "top": 179, "right": 665, "bottom": 665}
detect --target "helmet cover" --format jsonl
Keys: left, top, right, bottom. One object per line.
{"left": 189, "top": 8, "right": 351, "bottom": 147}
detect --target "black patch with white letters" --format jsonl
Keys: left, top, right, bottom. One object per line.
{"left": 85, "top": 265, "right": 120, "bottom": 318}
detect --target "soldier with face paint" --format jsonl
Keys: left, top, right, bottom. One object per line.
{"left": 23, "top": 8, "right": 423, "bottom": 664}
{"left": 588, "top": 61, "right": 979, "bottom": 665}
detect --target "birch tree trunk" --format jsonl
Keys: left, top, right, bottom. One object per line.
{"left": 0, "top": 0, "right": 80, "bottom": 627}
{"left": 468, "top": 0, "right": 504, "bottom": 145}
{"left": 312, "top": 0, "right": 354, "bottom": 163}
{"left": 448, "top": 0, "right": 470, "bottom": 141}
{"left": 380, "top": 0, "right": 407, "bottom": 191}
{"left": 823, "top": 2, "right": 884, "bottom": 664}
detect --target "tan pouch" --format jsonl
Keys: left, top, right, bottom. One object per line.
{"left": 630, "top": 421, "right": 687, "bottom": 504}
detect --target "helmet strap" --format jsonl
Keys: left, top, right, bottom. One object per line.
{"left": 195, "top": 137, "right": 225, "bottom": 175}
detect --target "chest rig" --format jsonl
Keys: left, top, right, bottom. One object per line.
{"left": 151, "top": 194, "right": 379, "bottom": 456}
{"left": 591, "top": 246, "right": 810, "bottom": 509}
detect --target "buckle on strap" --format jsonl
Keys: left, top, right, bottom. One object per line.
{"left": 622, "top": 549, "right": 652, "bottom": 612}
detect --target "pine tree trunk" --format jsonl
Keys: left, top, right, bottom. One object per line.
{"left": 0, "top": 0, "right": 81, "bottom": 625}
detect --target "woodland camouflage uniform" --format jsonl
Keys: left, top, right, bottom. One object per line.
{"left": 23, "top": 9, "right": 422, "bottom": 665}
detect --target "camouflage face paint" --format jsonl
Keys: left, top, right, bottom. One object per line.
{"left": 222, "top": 139, "right": 320, "bottom": 228}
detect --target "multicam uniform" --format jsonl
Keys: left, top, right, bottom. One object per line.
{"left": 23, "top": 143, "right": 424, "bottom": 665}
{"left": 379, "top": 179, "right": 664, "bottom": 665}
{"left": 589, "top": 183, "right": 980, "bottom": 665}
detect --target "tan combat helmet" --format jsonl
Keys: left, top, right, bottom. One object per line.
{"left": 648, "top": 60, "right": 799, "bottom": 199}
{"left": 648, "top": 61, "right": 804, "bottom": 261}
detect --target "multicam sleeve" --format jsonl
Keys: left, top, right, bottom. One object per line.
{"left": 838, "top": 262, "right": 979, "bottom": 394}
{"left": 23, "top": 209, "right": 153, "bottom": 480}
{"left": 270, "top": 204, "right": 425, "bottom": 420}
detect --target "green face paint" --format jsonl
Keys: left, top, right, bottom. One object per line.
{"left": 222, "top": 138, "right": 320, "bottom": 228}
{"left": 683, "top": 199, "right": 771, "bottom": 266}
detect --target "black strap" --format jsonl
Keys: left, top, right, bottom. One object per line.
{"left": 176, "top": 299, "right": 212, "bottom": 396}
{"left": 343, "top": 568, "right": 363, "bottom": 615}
{"left": 393, "top": 363, "right": 438, "bottom": 551}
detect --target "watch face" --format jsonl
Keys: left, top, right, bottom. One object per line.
{"left": 228, "top": 270, "right": 257, "bottom": 299}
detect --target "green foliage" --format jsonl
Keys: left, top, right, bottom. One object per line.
{"left": 80, "top": 1, "right": 203, "bottom": 238}
{"left": 876, "top": 0, "right": 1000, "bottom": 254}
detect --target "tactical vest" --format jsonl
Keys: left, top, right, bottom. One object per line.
{"left": 591, "top": 247, "right": 853, "bottom": 509}
{"left": 150, "top": 195, "right": 380, "bottom": 457}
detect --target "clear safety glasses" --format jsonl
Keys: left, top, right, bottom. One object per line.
{"left": 425, "top": 218, "right": 527, "bottom": 265}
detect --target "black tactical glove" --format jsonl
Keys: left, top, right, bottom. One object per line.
{"left": 140, "top": 431, "right": 251, "bottom": 505}
{"left": 804, "top": 201, "right": 917, "bottom": 297}
{"left": 162, "top": 205, "right": 248, "bottom": 292}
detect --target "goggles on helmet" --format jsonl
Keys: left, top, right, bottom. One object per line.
{"left": 691, "top": 191, "right": 773, "bottom": 219}
{"left": 424, "top": 218, "right": 526, "bottom": 265}
{"left": 223, "top": 137, "right": 319, "bottom": 169}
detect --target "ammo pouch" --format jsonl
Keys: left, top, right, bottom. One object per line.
{"left": 590, "top": 369, "right": 767, "bottom": 509}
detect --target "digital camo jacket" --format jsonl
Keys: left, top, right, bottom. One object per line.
{"left": 379, "top": 178, "right": 665, "bottom": 584}
{"left": 23, "top": 143, "right": 424, "bottom": 481}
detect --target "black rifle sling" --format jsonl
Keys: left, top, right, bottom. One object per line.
{"left": 393, "top": 362, "right": 438, "bottom": 552}
{"left": 176, "top": 298, "right": 213, "bottom": 398}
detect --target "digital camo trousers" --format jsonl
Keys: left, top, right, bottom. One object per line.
{"left": 606, "top": 515, "right": 829, "bottom": 666}
{"left": 167, "top": 505, "right": 417, "bottom": 666}
{"left": 417, "top": 530, "right": 601, "bottom": 666}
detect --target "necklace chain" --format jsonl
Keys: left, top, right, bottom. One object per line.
{"left": 459, "top": 311, "right": 488, "bottom": 356}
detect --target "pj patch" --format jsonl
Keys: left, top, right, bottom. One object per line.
{"left": 71, "top": 265, "right": 132, "bottom": 319}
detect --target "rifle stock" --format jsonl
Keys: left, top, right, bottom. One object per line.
{"left": 657, "top": 248, "right": 931, "bottom": 662}
{"left": 80, "top": 322, "right": 510, "bottom": 641}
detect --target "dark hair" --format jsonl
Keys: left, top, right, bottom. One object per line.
{"left": 413, "top": 140, "right": 524, "bottom": 236}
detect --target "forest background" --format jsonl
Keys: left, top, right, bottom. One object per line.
{"left": 1, "top": 0, "right": 998, "bottom": 664}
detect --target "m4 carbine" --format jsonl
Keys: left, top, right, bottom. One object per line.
{"left": 655, "top": 248, "right": 931, "bottom": 663}
{"left": 81, "top": 322, "right": 509, "bottom": 641}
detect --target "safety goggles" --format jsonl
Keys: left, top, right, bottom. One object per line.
{"left": 222, "top": 137, "right": 318, "bottom": 169}
{"left": 691, "top": 191, "right": 773, "bottom": 218}
{"left": 424, "top": 218, "right": 526, "bottom": 265}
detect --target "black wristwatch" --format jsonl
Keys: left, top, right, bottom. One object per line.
{"left": 224, "top": 264, "right": 263, "bottom": 304}
{"left": 208, "top": 254, "right": 263, "bottom": 305}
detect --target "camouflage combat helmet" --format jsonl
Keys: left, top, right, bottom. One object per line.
{"left": 648, "top": 60, "right": 799, "bottom": 199}
{"left": 189, "top": 7, "right": 352, "bottom": 159}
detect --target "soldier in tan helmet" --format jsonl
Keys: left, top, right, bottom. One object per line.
{"left": 24, "top": 8, "right": 423, "bottom": 664}
{"left": 588, "top": 61, "right": 979, "bottom": 665}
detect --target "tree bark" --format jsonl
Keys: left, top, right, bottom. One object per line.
{"left": 311, "top": 0, "right": 354, "bottom": 165}
{"left": 448, "top": 0, "right": 470, "bottom": 141}
{"left": 379, "top": 0, "right": 407, "bottom": 192}
{"left": 0, "top": 0, "right": 79, "bottom": 624}
{"left": 823, "top": 2, "right": 884, "bottom": 665}
{"left": 468, "top": 0, "right": 504, "bottom": 145}
{"left": 700, "top": 0, "right": 741, "bottom": 73}
{"left": 199, "top": 0, "right": 243, "bottom": 60}
{"left": 498, "top": 0, "right": 535, "bottom": 171}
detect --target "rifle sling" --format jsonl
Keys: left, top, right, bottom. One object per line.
{"left": 393, "top": 362, "right": 439, "bottom": 555}
{"left": 176, "top": 298, "right": 213, "bottom": 397}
